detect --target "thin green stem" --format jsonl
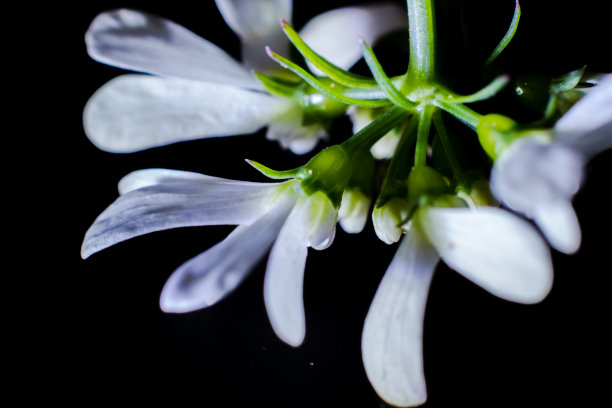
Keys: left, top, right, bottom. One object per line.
{"left": 434, "top": 100, "right": 482, "bottom": 129}
{"left": 414, "top": 104, "right": 434, "bottom": 166}
{"left": 342, "top": 106, "right": 410, "bottom": 155}
{"left": 432, "top": 111, "right": 464, "bottom": 184}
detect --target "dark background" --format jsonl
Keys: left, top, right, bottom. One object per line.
{"left": 19, "top": 0, "right": 611, "bottom": 406}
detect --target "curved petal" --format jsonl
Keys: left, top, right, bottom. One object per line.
{"left": 420, "top": 207, "right": 553, "bottom": 304}
{"left": 118, "top": 168, "right": 218, "bottom": 194}
{"left": 84, "top": 75, "right": 290, "bottom": 152}
{"left": 534, "top": 201, "right": 581, "bottom": 255}
{"left": 81, "top": 173, "right": 291, "bottom": 259}
{"left": 85, "top": 9, "right": 261, "bottom": 89}
{"left": 555, "top": 74, "right": 612, "bottom": 157}
{"left": 215, "top": 0, "right": 292, "bottom": 72}
{"left": 160, "top": 193, "right": 296, "bottom": 313}
{"left": 490, "top": 137, "right": 584, "bottom": 253}
{"left": 362, "top": 230, "right": 438, "bottom": 407}
{"left": 263, "top": 201, "right": 309, "bottom": 347}
{"left": 299, "top": 3, "right": 407, "bottom": 74}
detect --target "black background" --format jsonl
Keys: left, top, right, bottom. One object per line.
{"left": 18, "top": 0, "right": 611, "bottom": 406}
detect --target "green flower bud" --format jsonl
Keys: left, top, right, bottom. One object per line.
{"left": 298, "top": 145, "right": 352, "bottom": 206}
{"left": 407, "top": 165, "right": 451, "bottom": 202}
{"left": 476, "top": 114, "right": 518, "bottom": 159}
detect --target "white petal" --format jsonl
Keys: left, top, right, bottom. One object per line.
{"left": 85, "top": 9, "right": 261, "bottom": 89}
{"left": 300, "top": 4, "right": 407, "bottom": 74}
{"left": 81, "top": 174, "right": 290, "bottom": 259}
{"left": 160, "top": 194, "right": 295, "bottom": 313}
{"left": 362, "top": 230, "right": 438, "bottom": 407}
{"left": 491, "top": 137, "right": 584, "bottom": 253}
{"left": 555, "top": 73, "right": 612, "bottom": 156}
{"left": 84, "top": 75, "right": 290, "bottom": 152}
{"left": 420, "top": 207, "right": 553, "bottom": 304}
{"left": 266, "top": 107, "right": 325, "bottom": 155}
{"left": 215, "top": 0, "right": 292, "bottom": 72}
{"left": 264, "top": 201, "right": 309, "bottom": 347}
{"left": 118, "top": 168, "right": 215, "bottom": 194}
{"left": 534, "top": 201, "right": 581, "bottom": 254}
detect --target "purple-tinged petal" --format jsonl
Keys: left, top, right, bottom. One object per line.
{"left": 86, "top": 9, "right": 261, "bottom": 89}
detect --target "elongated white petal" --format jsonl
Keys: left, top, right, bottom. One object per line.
{"left": 86, "top": 9, "right": 260, "bottom": 89}
{"left": 491, "top": 137, "right": 583, "bottom": 253}
{"left": 215, "top": 0, "right": 292, "bottom": 72}
{"left": 421, "top": 207, "right": 553, "bottom": 304}
{"left": 362, "top": 230, "right": 438, "bottom": 407}
{"left": 300, "top": 4, "right": 407, "bottom": 74}
{"left": 555, "top": 74, "right": 612, "bottom": 157}
{"left": 264, "top": 201, "right": 309, "bottom": 347}
{"left": 160, "top": 193, "right": 295, "bottom": 313}
{"left": 84, "top": 75, "right": 290, "bottom": 152}
{"left": 81, "top": 174, "right": 290, "bottom": 259}
{"left": 118, "top": 168, "right": 218, "bottom": 194}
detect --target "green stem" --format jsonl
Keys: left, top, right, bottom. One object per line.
{"left": 406, "top": 0, "right": 436, "bottom": 82}
{"left": 434, "top": 100, "right": 482, "bottom": 129}
{"left": 432, "top": 111, "right": 464, "bottom": 184}
{"left": 342, "top": 106, "right": 410, "bottom": 155}
{"left": 414, "top": 105, "right": 434, "bottom": 166}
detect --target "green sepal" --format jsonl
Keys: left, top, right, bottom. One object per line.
{"left": 253, "top": 72, "right": 302, "bottom": 98}
{"left": 265, "top": 47, "right": 391, "bottom": 108}
{"left": 299, "top": 145, "right": 353, "bottom": 207}
{"left": 360, "top": 38, "right": 417, "bottom": 110}
{"left": 441, "top": 75, "right": 510, "bottom": 104}
{"left": 280, "top": 19, "right": 379, "bottom": 89}
{"left": 246, "top": 159, "right": 302, "bottom": 179}
{"left": 484, "top": 0, "right": 521, "bottom": 66}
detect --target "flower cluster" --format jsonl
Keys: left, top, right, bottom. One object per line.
{"left": 81, "top": 0, "right": 611, "bottom": 406}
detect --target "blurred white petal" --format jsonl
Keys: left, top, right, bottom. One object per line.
{"left": 82, "top": 174, "right": 288, "bottom": 258}
{"left": 555, "top": 73, "right": 612, "bottom": 157}
{"left": 300, "top": 3, "right": 407, "bottom": 74}
{"left": 215, "top": 0, "right": 292, "bottom": 72}
{"left": 491, "top": 137, "right": 584, "bottom": 254}
{"left": 421, "top": 207, "right": 553, "bottom": 304}
{"left": 362, "top": 230, "right": 437, "bottom": 407}
{"left": 84, "top": 75, "right": 289, "bottom": 152}
{"left": 534, "top": 201, "right": 581, "bottom": 254}
{"left": 86, "top": 9, "right": 260, "bottom": 89}
{"left": 264, "top": 201, "right": 309, "bottom": 347}
{"left": 265, "top": 106, "right": 325, "bottom": 154}
{"left": 160, "top": 194, "right": 295, "bottom": 313}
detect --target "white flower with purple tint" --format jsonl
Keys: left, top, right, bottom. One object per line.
{"left": 83, "top": 2, "right": 406, "bottom": 154}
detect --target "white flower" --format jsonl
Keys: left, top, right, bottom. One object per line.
{"left": 83, "top": 3, "right": 406, "bottom": 154}
{"left": 362, "top": 206, "right": 553, "bottom": 407}
{"left": 491, "top": 74, "right": 612, "bottom": 254}
{"left": 81, "top": 168, "right": 338, "bottom": 347}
